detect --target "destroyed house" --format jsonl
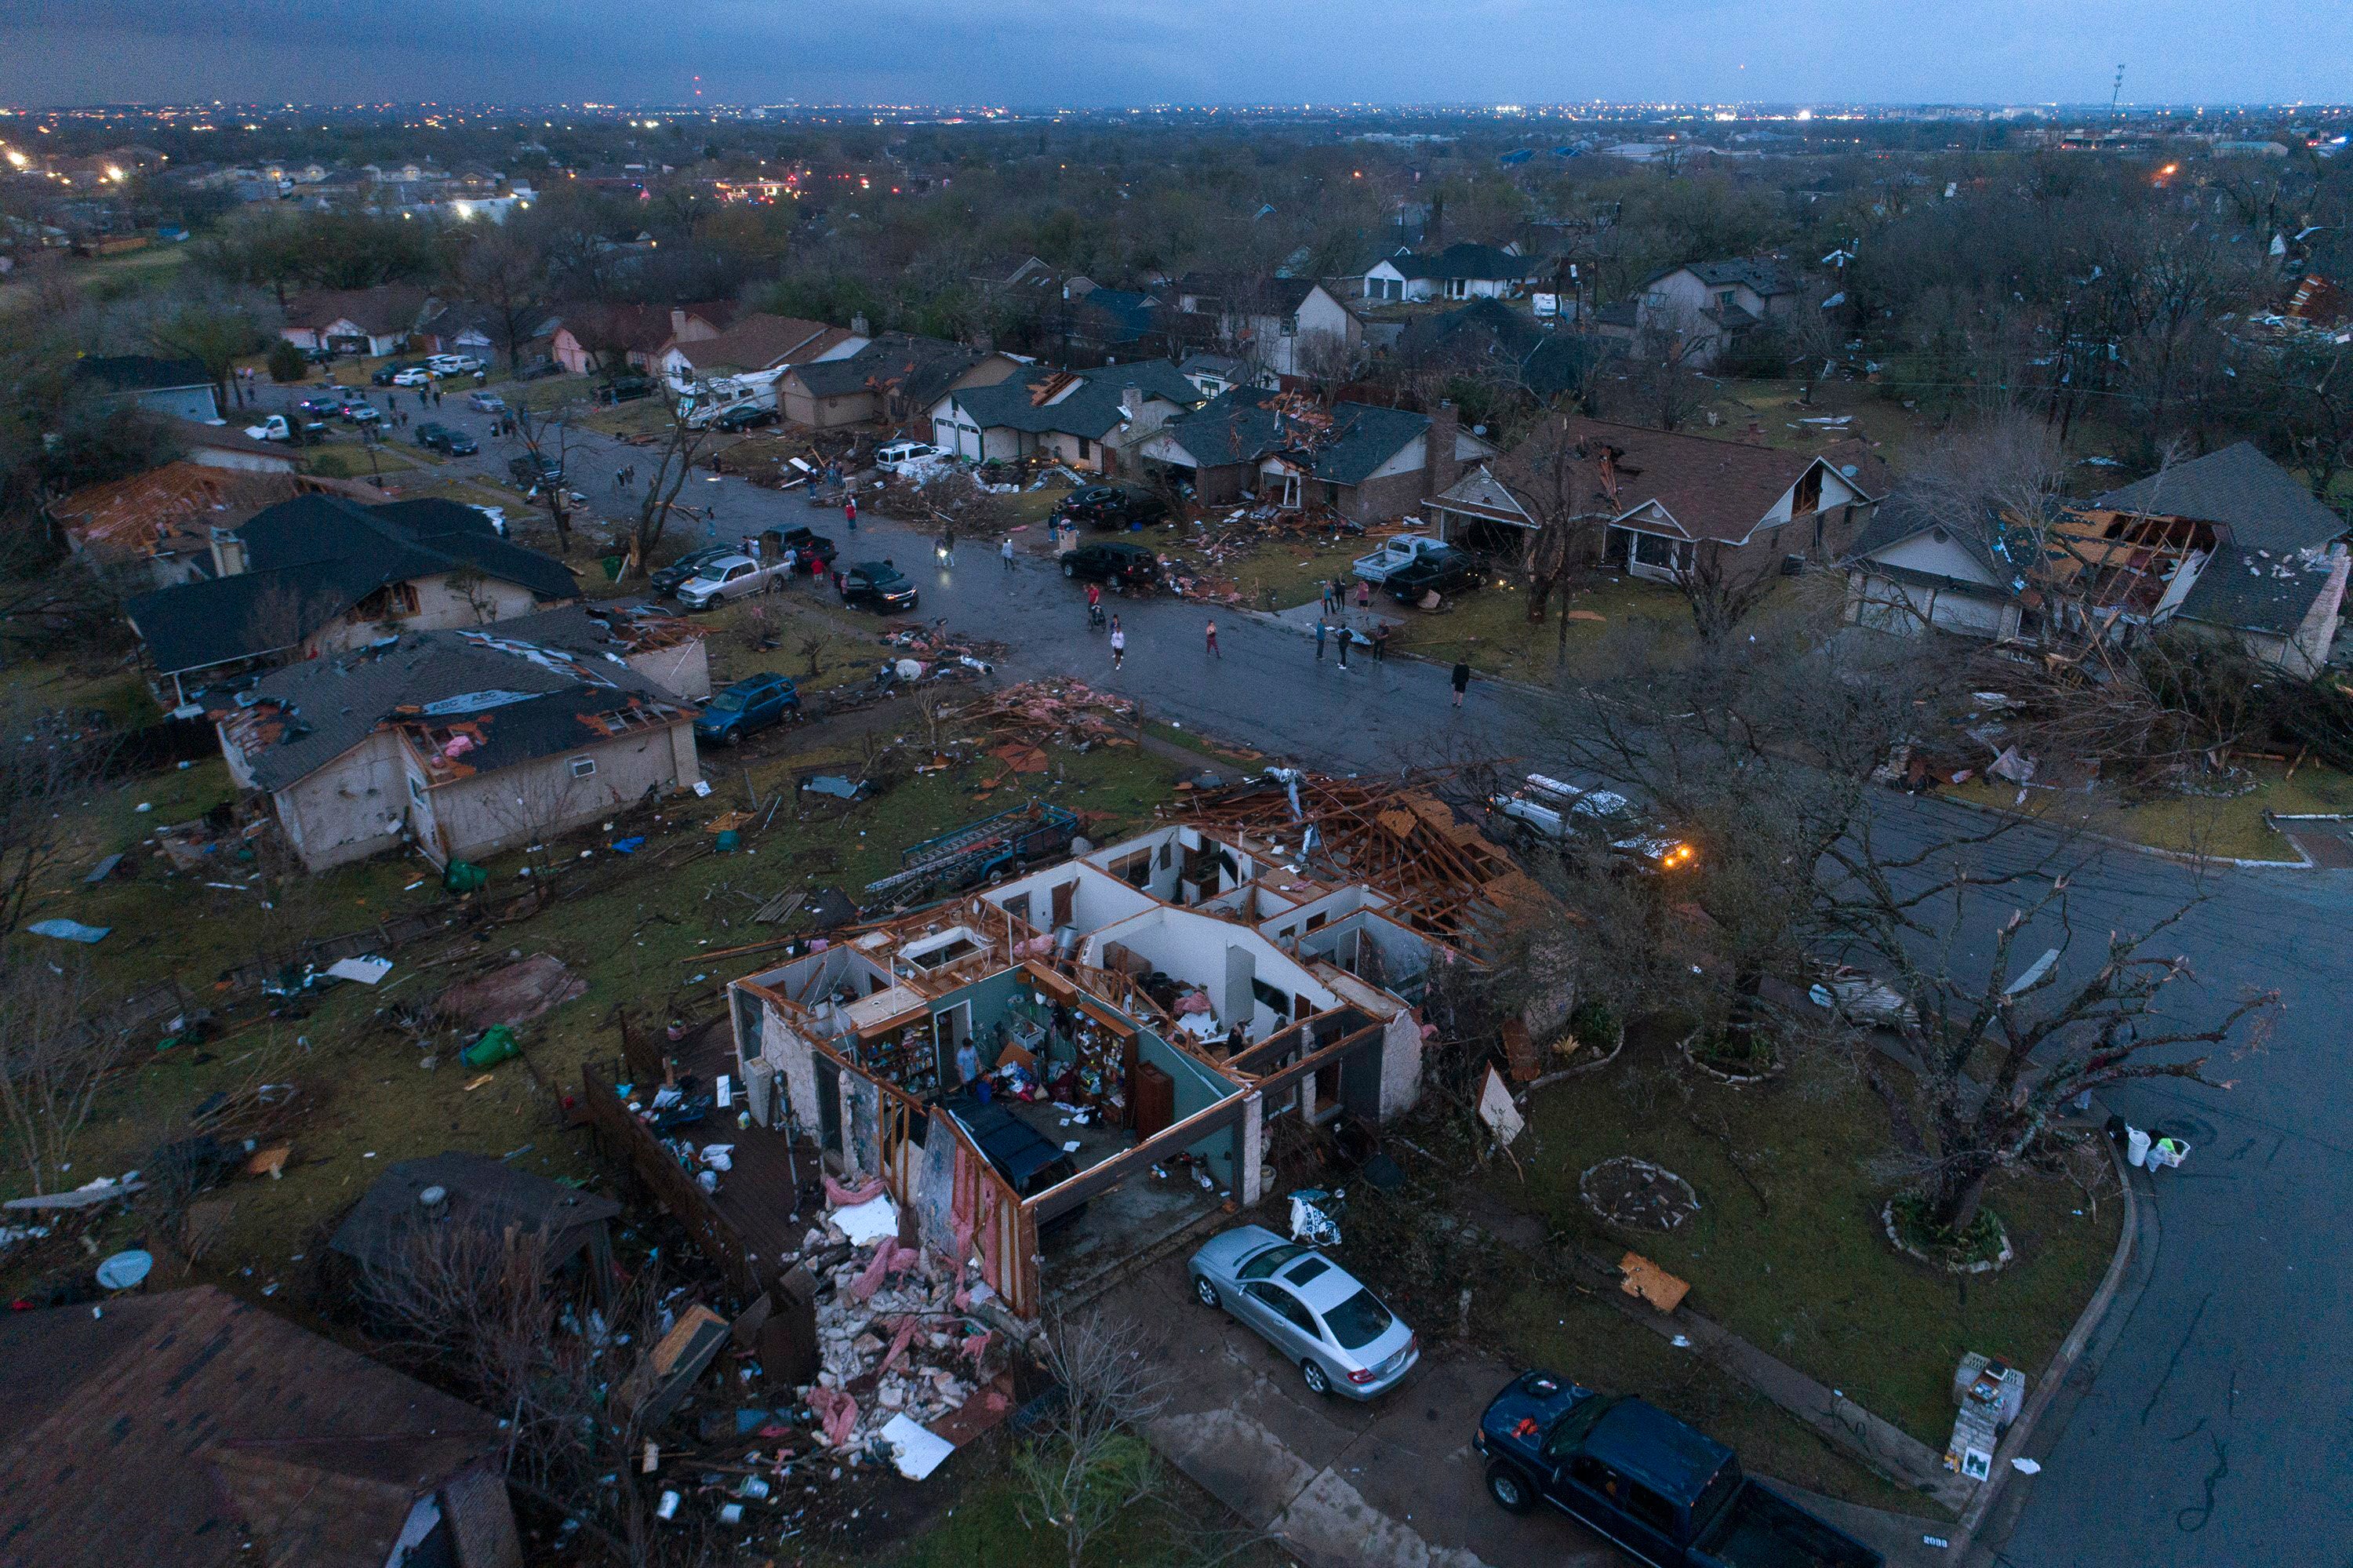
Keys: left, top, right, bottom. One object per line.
{"left": 216, "top": 624, "right": 700, "bottom": 871}
{"left": 926, "top": 359, "right": 1204, "bottom": 473}
{"left": 123, "top": 493, "right": 581, "bottom": 700}
{"left": 1844, "top": 444, "right": 2351, "bottom": 675}
{"left": 0, "top": 1285, "right": 522, "bottom": 1568}
{"left": 715, "top": 793, "right": 1504, "bottom": 1318}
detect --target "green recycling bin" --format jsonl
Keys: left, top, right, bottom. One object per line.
{"left": 461, "top": 1024, "right": 519, "bottom": 1068}
{"left": 442, "top": 860, "right": 489, "bottom": 895}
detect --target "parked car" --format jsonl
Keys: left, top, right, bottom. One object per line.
{"left": 1382, "top": 546, "right": 1481, "bottom": 604}
{"left": 1476, "top": 1371, "right": 1883, "bottom": 1568}
{"left": 515, "top": 358, "right": 563, "bottom": 380}
{"left": 509, "top": 453, "right": 563, "bottom": 487}
{"left": 756, "top": 526, "right": 837, "bottom": 568}
{"left": 650, "top": 546, "right": 740, "bottom": 598}
{"left": 875, "top": 438, "right": 948, "bottom": 476}
{"left": 370, "top": 361, "right": 421, "bottom": 387}
{"left": 414, "top": 421, "right": 478, "bottom": 456}
{"left": 1055, "top": 482, "right": 1170, "bottom": 529}
{"left": 243, "top": 413, "right": 326, "bottom": 445}
{"left": 466, "top": 390, "right": 508, "bottom": 414}
{"left": 675, "top": 555, "right": 784, "bottom": 610}
{"left": 1489, "top": 773, "right": 1693, "bottom": 874}
{"left": 837, "top": 559, "right": 919, "bottom": 614}
{"left": 1060, "top": 540, "right": 1160, "bottom": 592}
{"left": 1351, "top": 533, "right": 1450, "bottom": 583}
{"left": 391, "top": 367, "right": 434, "bottom": 387}
{"left": 427, "top": 353, "right": 485, "bottom": 374}
{"left": 598, "top": 376, "right": 655, "bottom": 405}
{"left": 1188, "top": 1225, "right": 1419, "bottom": 1399}
{"left": 713, "top": 402, "right": 778, "bottom": 432}
{"left": 338, "top": 401, "right": 384, "bottom": 426}
{"left": 693, "top": 673, "right": 801, "bottom": 745}
{"left": 296, "top": 395, "right": 344, "bottom": 417}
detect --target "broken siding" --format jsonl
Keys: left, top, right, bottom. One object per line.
{"left": 418, "top": 721, "right": 695, "bottom": 864}
{"left": 271, "top": 732, "right": 413, "bottom": 871}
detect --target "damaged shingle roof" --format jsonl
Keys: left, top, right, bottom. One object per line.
{"left": 1165, "top": 388, "right": 1434, "bottom": 486}
{"left": 125, "top": 495, "right": 579, "bottom": 676}
{"left": 224, "top": 623, "right": 689, "bottom": 792}
{"left": 949, "top": 360, "right": 1202, "bottom": 440}
{"left": 2092, "top": 442, "right": 2348, "bottom": 556}
{"left": 2177, "top": 543, "right": 2348, "bottom": 635}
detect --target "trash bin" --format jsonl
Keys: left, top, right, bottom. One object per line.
{"left": 715, "top": 829, "right": 740, "bottom": 854}
{"left": 462, "top": 1024, "right": 519, "bottom": 1068}
{"left": 602, "top": 554, "right": 624, "bottom": 581}
{"left": 443, "top": 860, "right": 488, "bottom": 895}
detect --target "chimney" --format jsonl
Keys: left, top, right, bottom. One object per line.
{"left": 1120, "top": 384, "right": 1144, "bottom": 424}
{"left": 670, "top": 306, "right": 689, "bottom": 339}
{"left": 850, "top": 311, "right": 871, "bottom": 339}
{"left": 1426, "top": 401, "right": 1461, "bottom": 498}
{"left": 209, "top": 525, "right": 249, "bottom": 577}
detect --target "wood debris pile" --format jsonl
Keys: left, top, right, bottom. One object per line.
{"left": 1177, "top": 771, "right": 1554, "bottom": 962}
{"left": 952, "top": 678, "right": 1140, "bottom": 751}
{"left": 1189, "top": 502, "right": 1366, "bottom": 567}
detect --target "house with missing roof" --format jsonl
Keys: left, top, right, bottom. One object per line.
{"left": 122, "top": 493, "right": 580, "bottom": 703}
{"left": 1842, "top": 443, "right": 2353, "bottom": 675}
{"left": 0, "top": 1285, "right": 521, "bottom": 1568}
{"left": 926, "top": 360, "right": 1205, "bottom": 473}
{"left": 1453, "top": 416, "right": 1883, "bottom": 581}
{"left": 216, "top": 619, "right": 702, "bottom": 871}
{"left": 682, "top": 773, "right": 1538, "bottom": 1318}
{"left": 1637, "top": 260, "right": 1805, "bottom": 369}
{"left": 1140, "top": 387, "right": 1496, "bottom": 525}
{"left": 1362, "top": 242, "right": 1540, "bottom": 304}
{"left": 1170, "top": 275, "right": 1364, "bottom": 380}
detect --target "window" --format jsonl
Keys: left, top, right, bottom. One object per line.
{"left": 1251, "top": 978, "right": 1289, "bottom": 1015}
{"left": 1283, "top": 1257, "right": 1332, "bottom": 1288}
{"left": 1321, "top": 1288, "right": 1395, "bottom": 1351}
{"left": 1245, "top": 1282, "right": 1322, "bottom": 1338}
{"left": 1622, "top": 1483, "right": 1680, "bottom": 1536}
{"left": 407, "top": 774, "right": 426, "bottom": 806}
{"left": 569, "top": 756, "right": 597, "bottom": 778}
{"left": 1633, "top": 531, "right": 1679, "bottom": 569}
{"left": 1280, "top": 315, "right": 1297, "bottom": 337}
{"left": 1107, "top": 848, "right": 1151, "bottom": 887}
{"left": 1078, "top": 436, "right": 1093, "bottom": 460}
{"left": 1238, "top": 1243, "right": 1307, "bottom": 1281}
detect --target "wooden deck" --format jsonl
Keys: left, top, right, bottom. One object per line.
{"left": 584, "top": 1024, "right": 816, "bottom": 1300}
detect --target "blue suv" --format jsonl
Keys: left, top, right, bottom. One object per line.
{"left": 694, "top": 673, "right": 802, "bottom": 746}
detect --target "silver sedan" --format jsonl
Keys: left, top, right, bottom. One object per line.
{"left": 1187, "top": 1224, "right": 1419, "bottom": 1399}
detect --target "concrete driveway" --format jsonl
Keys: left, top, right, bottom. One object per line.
{"left": 1104, "top": 1254, "right": 1615, "bottom": 1568}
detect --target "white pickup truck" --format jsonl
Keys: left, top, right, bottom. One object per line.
{"left": 1489, "top": 773, "right": 1694, "bottom": 873}
{"left": 1351, "top": 533, "right": 1449, "bottom": 583}
{"left": 243, "top": 413, "right": 324, "bottom": 444}
{"left": 675, "top": 554, "right": 788, "bottom": 610}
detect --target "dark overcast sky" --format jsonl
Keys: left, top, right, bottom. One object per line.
{"left": 2, "top": 1, "right": 2344, "bottom": 108}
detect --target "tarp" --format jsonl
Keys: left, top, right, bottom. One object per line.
{"left": 28, "top": 919, "right": 109, "bottom": 944}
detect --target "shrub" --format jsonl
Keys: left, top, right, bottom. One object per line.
{"left": 265, "top": 339, "right": 308, "bottom": 384}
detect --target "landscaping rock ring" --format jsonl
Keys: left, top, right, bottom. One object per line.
{"left": 1580, "top": 1156, "right": 1700, "bottom": 1231}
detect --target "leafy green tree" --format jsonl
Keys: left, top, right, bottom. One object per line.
{"left": 264, "top": 337, "right": 308, "bottom": 384}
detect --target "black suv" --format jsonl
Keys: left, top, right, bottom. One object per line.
{"left": 715, "top": 403, "right": 778, "bottom": 432}
{"left": 1384, "top": 547, "right": 1481, "bottom": 604}
{"left": 838, "top": 560, "right": 919, "bottom": 614}
{"left": 1056, "top": 483, "right": 1171, "bottom": 529}
{"left": 598, "top": 376, "right": 655, "bottom": 404}
{"left": 1061, "top": 540, "right": 1160, "bottom": 591}
{"left": 509, "top": 453, "right": 564, "bottom": 487}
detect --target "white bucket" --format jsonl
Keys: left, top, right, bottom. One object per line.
{"left": 2126, "top": 1126, "right": 2151, "bottom": 1168}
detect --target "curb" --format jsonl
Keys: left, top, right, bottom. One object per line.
{"left": 1951, "top": 1111, "right": 2144, "bottom": 1552}
{"left": 1921, "top": 791, "right": 2315, "bottom": 871}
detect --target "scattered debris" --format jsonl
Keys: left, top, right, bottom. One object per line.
{"left": 433, "top": 953, "right": 586, "bottom": 1031}
{"left": 1617, "top": 1252, "right": 1693, "bottom": 1312}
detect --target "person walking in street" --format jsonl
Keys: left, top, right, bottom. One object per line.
{"left": 1372, "top": 621, "right": 1389, "bottom": 663}
{"left": 1108, "top": 617, "right": 1126, "bottom": 670}
{"left": 1355, "top": 578, "right": 1371, "bottom": 614}
{"left": 1086, "top": 580, "right": 1104, "bottom": 628}
{"left": 1336, "top": 624, "right": 1350, "bottom": 670}
{"left": 1205, "top": 618, "right": 1220, "bottom": 659}
{"left": 1320, "top": 578, "right": 1337, "bottom": 617}
{"left": 1451, "top": 660, "right": 1471, "bottom": 709}
{"left": 844, "top": 496, "right": 858, "bottom": 532}
{"left": 1000, "top": 536, "right": 1016, "bottom": 573}
{"left": 1314, "top": 617, "right": 1328, "bottom": 661}
{"left": 941, "top": 526, "right": 956, "bottom": 566}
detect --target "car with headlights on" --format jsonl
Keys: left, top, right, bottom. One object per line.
{"left": 1187, "top": 1225, "right": 1417, "bottom": 1399}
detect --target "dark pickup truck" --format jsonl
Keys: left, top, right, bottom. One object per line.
{"left": 1477, "top": 1371, "right": 1882, "bottom": 1568}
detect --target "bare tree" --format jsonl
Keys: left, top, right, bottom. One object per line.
{"left": 451, "top": 230, "right": 550, "bottom": 376}
{"left": 625, "top": 393, "right": 717, "bottom": 577}
{"left": 1016, "top": 1310, "right": 1175, "bottom": 1568}
{"left": 1671, "top": 537, "right": 1792, "bottom": 645}
{"left": 0, "top": 698, "right": 106, "bottom": 941}
{"left": 509, "top": 393, "right": 584, "bottom": 556}
{"left": 0, "top": 962, "right": 125, "bottom": 1196}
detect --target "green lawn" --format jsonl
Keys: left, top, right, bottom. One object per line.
{"left": 1944, "top": 757, "right": 2353, "bottom": 861}
{"left": 1486, "top": 1028, "right": 2120, "bottom": 1451}
{"left": 1387, "top": 573, "right": 1693, "bottom": 680}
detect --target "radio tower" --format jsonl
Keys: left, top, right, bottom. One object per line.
{"left": 2109, "top": 64, "right": 2126, "bottom": 123}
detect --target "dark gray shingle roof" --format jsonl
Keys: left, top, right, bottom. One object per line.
{"left": 2093, "top": 442, "right": 2346, "bottom": 555}
{"left": 949, "top": 361, "right": 1201, "bottom": 440}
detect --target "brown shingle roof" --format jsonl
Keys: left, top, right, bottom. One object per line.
{"left": 0, "top": 1286, "right": 504, "bottom": 1568}
{"left": 674, "top": 313, "right": 853, "bottom": 372}
{"left": 1533, "top": 417, "right": 1884, "bottom": 544}
{"left": 282, "top": 285, "right": 432, "bottom": 337}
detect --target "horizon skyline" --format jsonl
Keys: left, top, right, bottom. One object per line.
{"left": 3, "top": 2, "right": 2348, "bottom": 115}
